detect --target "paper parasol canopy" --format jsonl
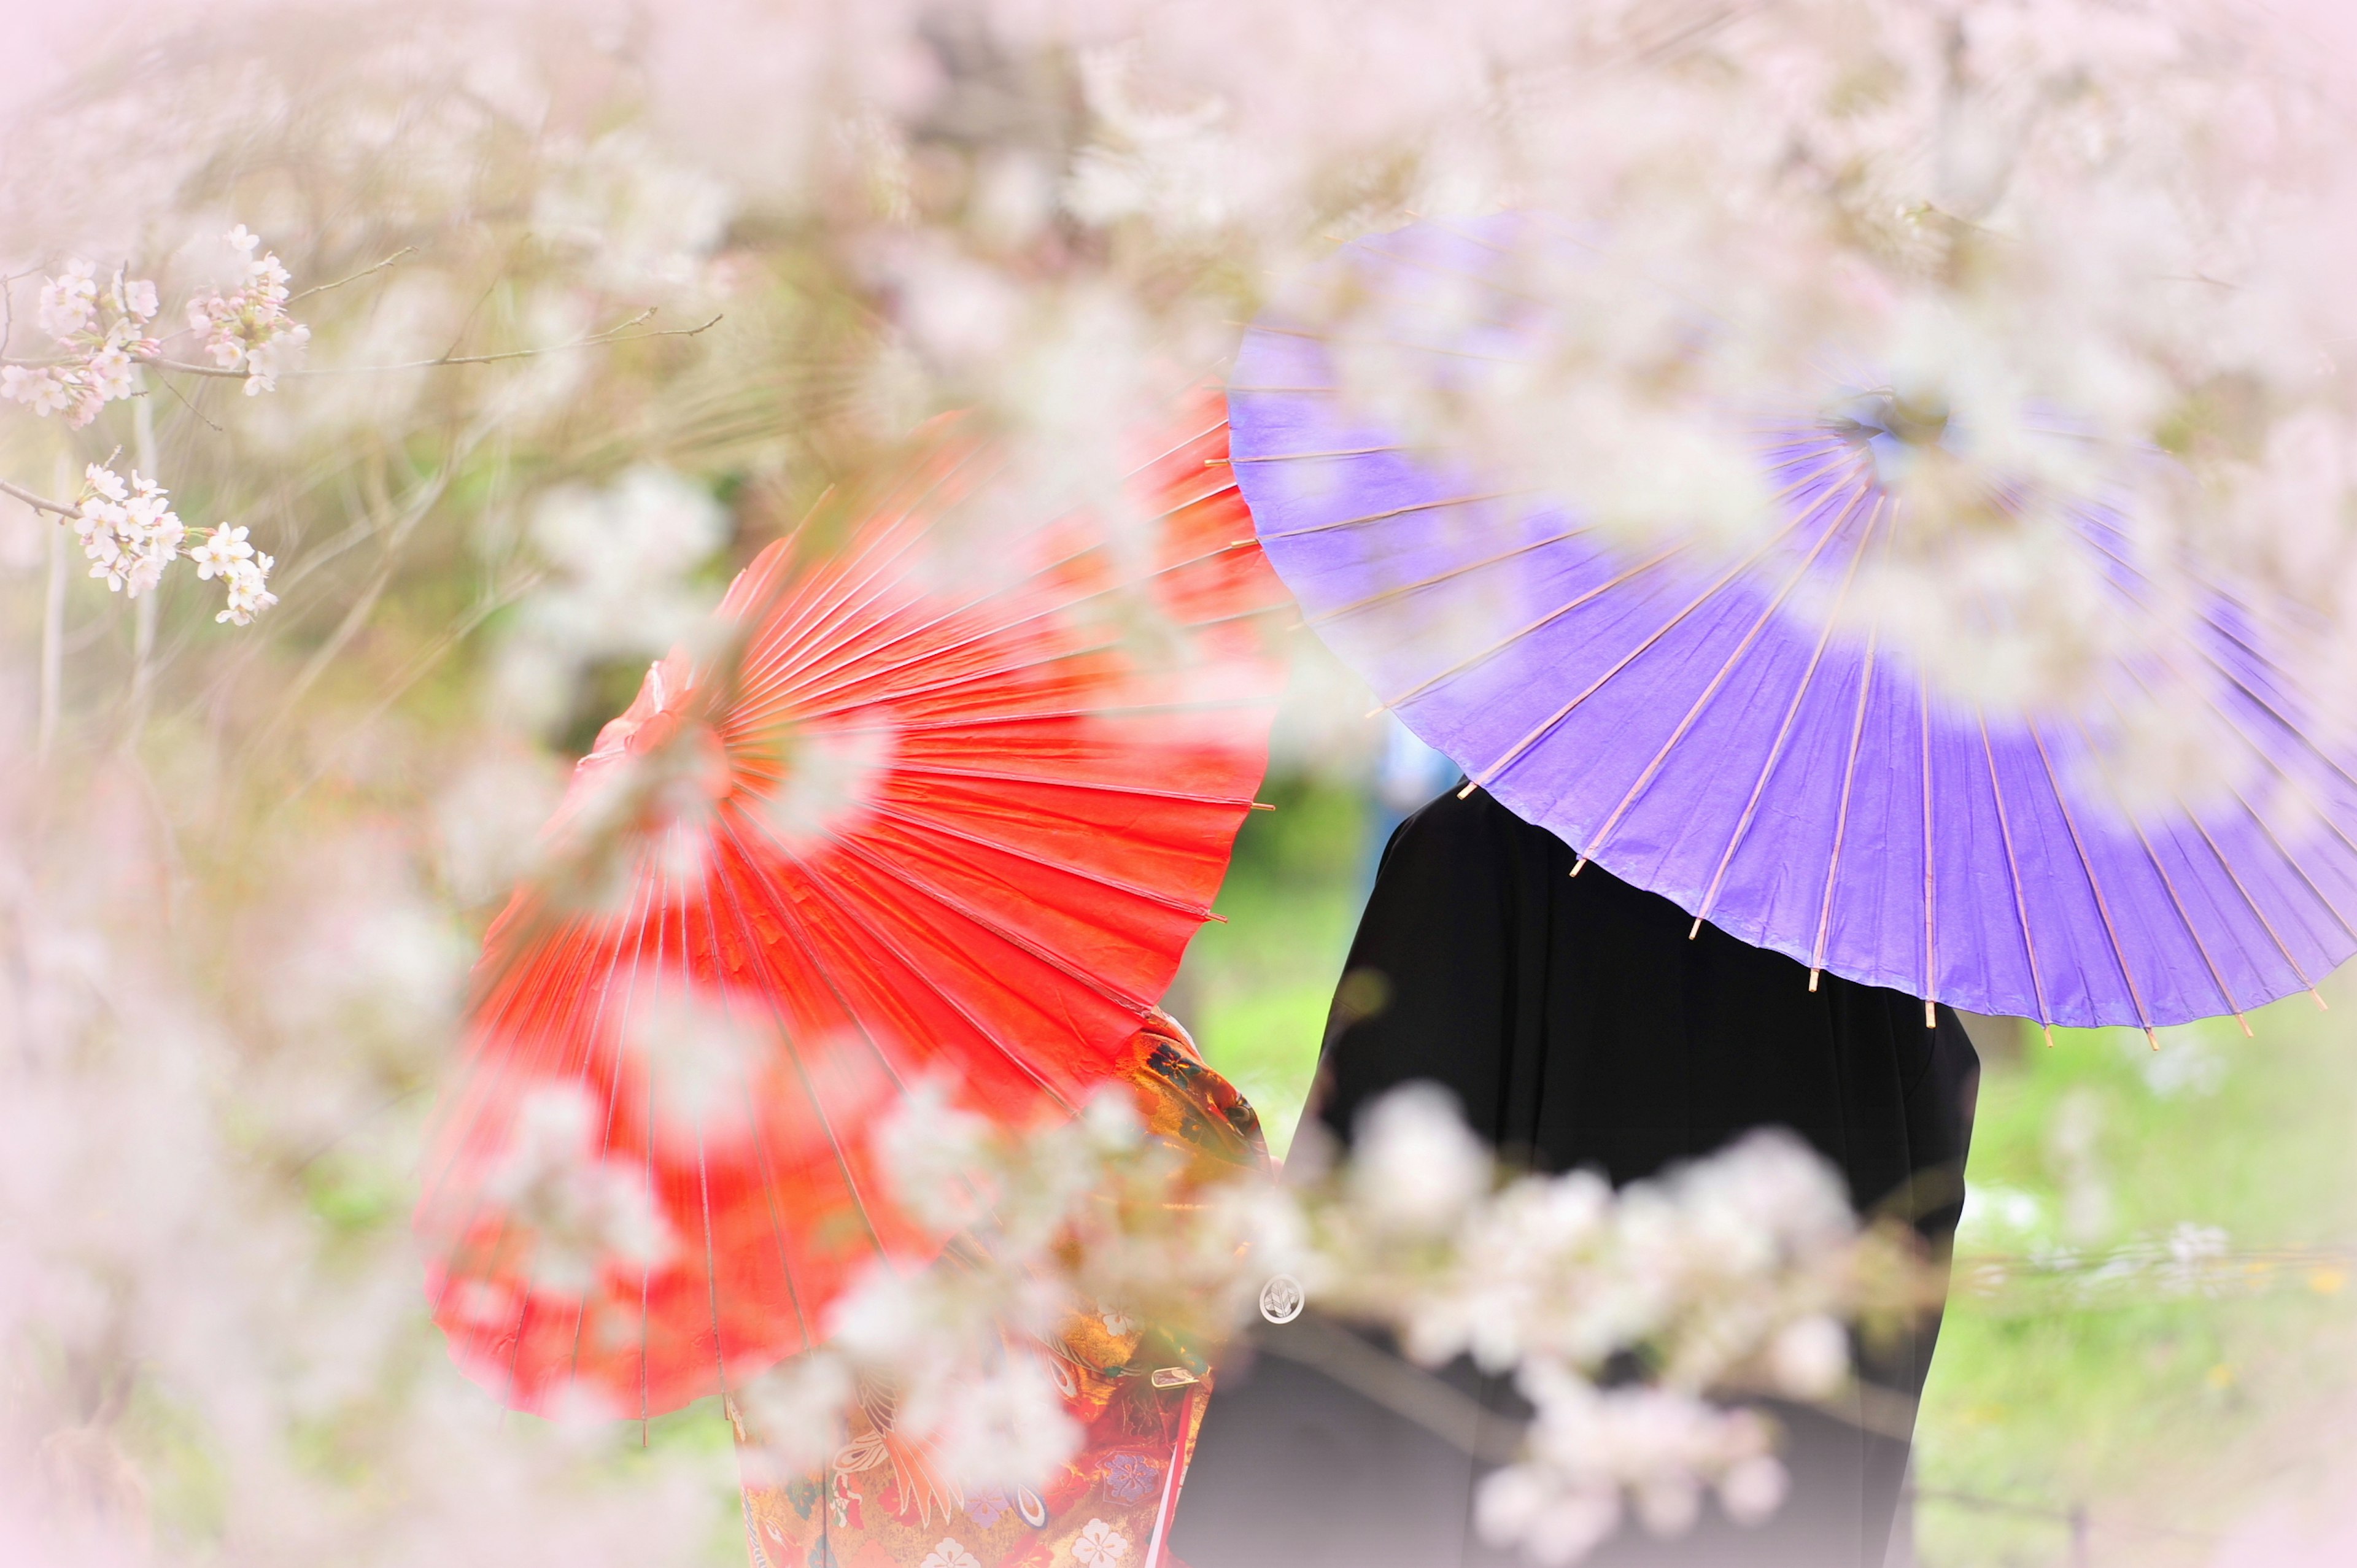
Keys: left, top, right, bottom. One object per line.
{"left": 417, "top": 393, "right": 1286, "bottom": 1417}
{"left": 1231, "top": 215, "right": 2357, "bottom": 1034}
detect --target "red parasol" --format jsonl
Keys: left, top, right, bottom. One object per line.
{"left": 416, "top": 393, "right": 1286, "bottom": 1418}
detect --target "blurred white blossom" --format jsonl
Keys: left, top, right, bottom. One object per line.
{"left": 1344, "top": 1081, "right": 1493, "bottom": 1235}
{"left": 482, "top": 1084, "right": 676, "bottom": 1299}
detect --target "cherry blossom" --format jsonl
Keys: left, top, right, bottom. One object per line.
{"left": 5, "top": 259, "right": 162, "bottom": 427}
{"left": 1070, "top": 1518, "right": 1129, "bottom": 1566}
{"left": 56, "top": 463, "right": 278, "bottom": 622}
{"left": 184, "top": 227, "right": 312, "bottom": 394}
{"left": 919, "top": 1539, "right": 983, "bottom": 1568}
{"left": 481, "top": 1084, "right": 676, "bottom": 1299}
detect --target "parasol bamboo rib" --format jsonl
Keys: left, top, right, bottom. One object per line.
{"left": 2180, "top": 801, "right": 2329, "bottom": 1003}
{"left": 1692, "top": 496, "right": 1886, "bottom": 935}
{"left": 1811, "top": 622, "right": 1883, "bottom": 988}
{"left": 884, "top": 762, "right": 1264, "bottom": 809}
{"left": 821, "top": 832, "right": 1162, "bottom": 1018}
{"left": 1577, "top": 478, "right": 1871, "bottom": 871}
{"left": 1258, "top": 490, "right": 1531, "bottom": 543}
{"left": 1229, "top": 445, "right": 1409, "bottom": 464}
{"left": 1921, "top": 678, "right": 1937, "bottom": 1027}
{"left": 2101, "top": 641, "right": 2357, "bottom": 939}
{"left": 723, "top": 812, "right": 1072, "bottom": 1111}
{"left": 2067, "top": 716, "right": 2251, "bottom": 1030}
{"left": 700, "top": 840, "right": 892, "bottom": 1336}
{"left": 2066, "top": 519, "right": 2357, "bottom": 809}
{"left": 2027, "top": 722, "right": 2161, "bottom": 1045}
{"left": 1387, "top": 540, "right": 1692, "bottom": 713}
{"left": 1310, "top": 523, "right": 1604, "bottom": 624}
{"left": 1976, "top": 709, "right": 2056, "bottom": 1038}
{"left": 741, "top": 441, "right": 1010, "bottom": 692}
{"left": 861, "top": 800, "right": 1220, "bottom": 920}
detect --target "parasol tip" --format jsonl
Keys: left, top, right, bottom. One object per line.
{"left": 2145, "top": 1027, "right": 2161, "bottom": 1052}
{"left": 1569, "top": 856, "right": 1587, "bottom": 877}
{"left": 2313, "top": 988, "right": 2331, "bottom": 1012}
{"left": 1688, "top": 916, "right": 1703, "bottom": 940}
{"left": 1457, "top": 781, "right": 1478, "bottom": 800}
{"left": 2235, "top": 1012, "right": 2254, "bottom": 1038}
{"left": 2040, "top": 1023, "right": 2057, "bottom": 1049}
{"left": 1807, "top": 968, "right": 1821, "bottom": 992}
{"left": 1924, "top": 1000, "right": 1935, "bottom": 1029}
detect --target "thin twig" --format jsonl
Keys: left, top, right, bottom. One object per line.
{"left": 151, "top": 371, "right": 224, "bottom": 433}
{"left": 1906, "top": 1486, "right": 2215, "bottom": 1545}
{"left": 130, "top": 353, "right": 249, "bottom": 380}
{"left": 136, "top": 311, "right": 721, "bottom": 380}
{"left": 339, "top": 311, "right": 725, "bottom": 372}
{"left": 288, "top": 245, "right": 415, "bottom": 304}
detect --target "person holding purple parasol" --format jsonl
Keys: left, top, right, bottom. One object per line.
{"left": 1174, "top": 214, "right": 2357, "bottom": 1566}
{"left": 1173, "top": 783, "right": 1978, "bottom": 1568}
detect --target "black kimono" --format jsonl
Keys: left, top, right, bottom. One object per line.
{"left": 1172, "top": 785, "right": 1980, "bottom": 1568}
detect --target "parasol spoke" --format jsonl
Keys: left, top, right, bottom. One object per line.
{"left": 1576, "top": 477, "right": 1871, "bottom": 871}
{"left": 729, "top": 813, "right": 1080, "bottom": 1114}
{"left": 2067, "top": 716, "right": 2253, "bottom": 1030}
{"left": 886, "top": 762, "right": 1263, "bottom": 809}
{"left": 1257, "top": 490, "right": 1531, "bottom": 543}
{"left": 1229, "top": 445, "right": 1411, "bottom": 464}
{"left": 2027, "top": 722, "right": 2161, "bottom": 1043}
{"left": 1809, "top": 622, "right": 1881, "bottom": 988}
{"left": 1921, "top": 678, "right": 1936, "bottom": 1024}
{"left": 1975, "top": 711, "right": 2056, "bottom": 1039}
{"left": 861, "top": 799, "right": 1219, "bottom": 921}
{"left": 1692, "top": 496, "right": 1887, "bottom": 933}
{"left": 819, "top": 832, "right": 1161, "bottom": 1018}
{"left": 1309, "top": 522, "right": 1606, "bottom": 624}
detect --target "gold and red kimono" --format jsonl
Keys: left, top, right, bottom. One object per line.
{"left": 736, "top": 1020, "right": 1266, "bottom": 1568}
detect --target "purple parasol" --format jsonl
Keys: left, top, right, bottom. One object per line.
{"left": 1231, "top": 215, "right": 2357, "bottom": 1034}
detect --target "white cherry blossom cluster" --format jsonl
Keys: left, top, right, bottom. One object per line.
{"left": 729, "top": 1080, "right": 1924, "bottom": 1565}
{"left": 1, "top": 260, "right": 160, "bottom": 427}
{"left": 1291, "top": 1087, "right": 1867, "bottom": 1400}
{"left": 72, "top": 462, "right": 277, "bottom": 624}
{"left": 1478, "top": 1374, "right": 1790, "bottom": 1564}
{"left": 1283, "top": 1089, "right": 1887, "bottom": 1560}
{"left": 185, "top": 225, "right": 312, "bottom": 393}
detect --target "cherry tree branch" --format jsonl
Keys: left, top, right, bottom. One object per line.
{"left": 0, "top": 477, "right": 74, "bottom": 517}
{"left": 137, "top": 309, "right": 724, "bottom": 379}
